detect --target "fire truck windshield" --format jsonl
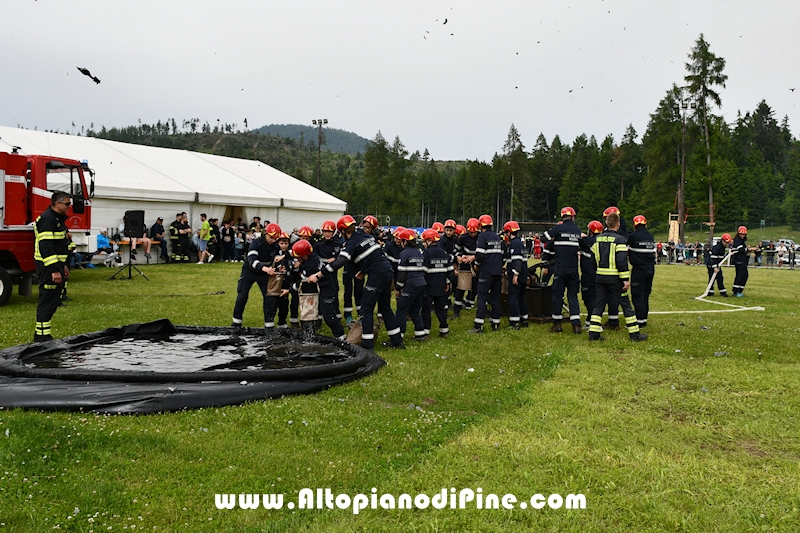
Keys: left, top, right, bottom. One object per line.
{"left": 46, "top": 166, "right": 84, "bottom": 197}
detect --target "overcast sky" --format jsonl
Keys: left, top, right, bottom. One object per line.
{"left": 2, "top": 0, "right": 798, "bottom": 161}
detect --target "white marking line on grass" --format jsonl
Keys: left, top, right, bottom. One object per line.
{"left": 650, "top": 296, "right": 765, "bottom": 315}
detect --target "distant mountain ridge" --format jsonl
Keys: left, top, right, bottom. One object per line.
{"left": 253, "top": 124, "right": 370, "bottom": 155}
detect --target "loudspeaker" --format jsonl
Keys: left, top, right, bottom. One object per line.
{"left": 123, "top": 210, "right": 145, "bottom": 238}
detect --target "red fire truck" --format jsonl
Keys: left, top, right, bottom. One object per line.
{"left": 0, "top": 147, "right": 94, "bottom": 305}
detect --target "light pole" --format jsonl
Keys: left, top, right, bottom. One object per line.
{"left": 312, "top": 119, "right": 327, "bottom": 189}
{"left": 673, "top": 96, "right": 695, "bottom": 244}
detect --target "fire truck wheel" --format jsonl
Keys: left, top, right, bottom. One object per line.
{"left": 0, "top": 268, "right": 12, "bottom": 306}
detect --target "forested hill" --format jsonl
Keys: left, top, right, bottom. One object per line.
{"left": 253, "top": 124, "right": 370, "bottom": 155}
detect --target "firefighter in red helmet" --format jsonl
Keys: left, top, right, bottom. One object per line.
{"left": 542, "top": 207, "right": 587, "bottom": 334}
{"left": 627, "top": 215, "right": 657, "bottom": 328}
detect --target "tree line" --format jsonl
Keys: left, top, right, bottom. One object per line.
{"left": 78, "top": 34, "right": 799, "bottom": 236}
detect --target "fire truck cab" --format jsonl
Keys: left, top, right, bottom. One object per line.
{"left": 0, "top": 147, "right": 94, "bottom": 305}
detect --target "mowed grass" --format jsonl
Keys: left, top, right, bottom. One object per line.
{"left": 1, "top": 262, "right": 799, "bottom": 532}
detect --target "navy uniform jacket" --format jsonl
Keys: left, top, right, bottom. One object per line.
{"left": 423, "top": 246, "right": 454, "bottom": 296}
{"left": 731, "top": 236, "right": 749, "bottom": 265}
{"left": 438, "top": 234, "right": 457, "bottom": 261}
{"left": 323, "top": 231, "right": 392, "bottom": 278}
{"left": 396, "top": 247, "right": 426, "bottom": 290}
{"left": 542, "top": 220, "right": 583, "bottom": 274}
{"left": 504, "top": 235, "right": 528, "bottom": 282}
{"left": 243, "top": 238, "right": 281, "bottom": 281}
{"left": 627, "top": 228, "right": 657, "bottom": 274}
{"left": 384, "top": 240, "right": 402, "bottom": 278}
{"left": 579, "top": 234, "right": 597, "bottom": 281}
{"left": 456, "top": 233, "right": 478, "bottom": 258}
{"left": 706, "top": 241, "right": 727, "bottom": 268}
{"left": 475, "top": 230, "right": 504, "bottom": 276}
{"left": 294, "top": 251, "right": 337, "bottom": 293}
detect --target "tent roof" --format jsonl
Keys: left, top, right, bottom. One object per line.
{"left": 0, "top": 126, "right": 346, "bottom": 211}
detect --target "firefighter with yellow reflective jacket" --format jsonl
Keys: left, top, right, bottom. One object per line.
{"left": 33, "top": 191, "right": 72, "bottom": 342}
{"left": 588, "top": 211, "right": 647, "bottom": 342}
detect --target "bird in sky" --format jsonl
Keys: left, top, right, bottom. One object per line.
{"left": 76, "top": 67, "right": 100, "bottom": 84}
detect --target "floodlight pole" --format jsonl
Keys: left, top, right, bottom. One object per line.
{"left": 312, "top": 118, "right": 328, "bottom": 189}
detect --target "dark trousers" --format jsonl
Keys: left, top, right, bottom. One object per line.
{"left": 35, "top": 269, "right": 63, "bottom": 338}
{"left": 474, "top": 270, "right": 502, "bottom": 329}
{"left": 314, "top": 288, "right": 343, "bottom": 338}
{"left": 222, "top": 241, "right": 235, "bottom": 261}
{"left": 289, "top": 287, "right": 299, "bottom": 325}
{"left": 507, "top": 276, "right": 529, "bottom": 323}
{"left": 360, "top": 269, "right": 402, "bottom": 349}
{"left": 706, "top": 266, "right": 727, "bottom": 295}
{"left": 630, "top": 269, "right": 654, "bottom": 327}
{"left": 551, "top": 270, "right": 581, "bottom": 325}
{"left": 277, "top": 294, "right": 290, "bottom": 326}
{"left": 581, "top": 279, "right": 596, "bottom": 326}
{"left": 396, "top": 283, "right": 426, "bottom": 339}
{"left": 733, "top": 264, "right": 749, "bottom": 294}
{"left": 425, "top": 294, "right": 450, "bottom": 334}
{"left": 342, "top": 268, "right": 363, "bottom": 318}
{"left": 232, "top": 276, "right": 278, "bottom": 327}
{"left": 589, "top": 280, "right": 639, "bottom": 338}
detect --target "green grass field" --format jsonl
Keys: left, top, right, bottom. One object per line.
{"left": 1, "top": 262, "right": 798, "bottom": 532}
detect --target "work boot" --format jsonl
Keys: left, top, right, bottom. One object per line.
{"left": 230, "top": 322, "right": 242, "bottom": 330}
{"left": 381, "top": 341, "right": 406, "bottom": 349}
{"left": 629, "top": 332, "right": 648, "bottom": 342}
{"left": 520, "top": 320, "right": 529, "bottom": 328}
{"left": 264, "top": 327, "right": 278, "bottom": 338}
{"left": 549, "top": 322, "right": 563, "bottom": 333}
{"left": 452, "top": 307, "right": 460, "bottom": 319}
{"left": 33, "top": 334, "right": 54, "bottom": 343}
{"left": 491, "top": 323, "right": 499, "bottom": 332}
{"left": 467, "top": 327, "right": 483, "bottom": 334}
{"left": 510, "top": 322, "right": 521, "bottom": 331}
{"left": 438, "top": 331, "right": 449, "bottom": 338}
{"left": 604, "top": 322, "right": 621, "bottom": 331}
{"left": 572, "top": 324, "right": 583, "bottom": 334}
{"left": 588, "top": 335, "right": 605, "bottom": 342}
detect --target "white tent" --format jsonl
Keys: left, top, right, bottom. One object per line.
{"left": 0, "top": 126, "right": 346, "bottom": 250}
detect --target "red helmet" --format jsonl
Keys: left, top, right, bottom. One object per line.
{"left": 321, "top": 220, "right": 336, "bottom": 232}
{"left": 291, "top": 239, "right": 313, "bottom": 258}
{"left": 400, "top": 228, "right": 416, "bottom": 241}
{"left": 737, "top": 226, "right": 748, "bottom": 235}
{"left": 337, "top": 215, "right": 356, "bottom": 231}
{"left": 560, "top": 206, "right": 576, "bottom": 217}
{"left": 603, "top": 206, "right": 620, "bottom": 216}
{"left": 466, "top": 218, "right": 480, "bottom": 232}
{"left": 455, "top": 224, "right": 467, "bottom": 236}
{"left": 432, "top": 221, "right": 445, "bottom": 233}
{"left": 503, "top": 220, "right": 520, "bottom": 233}
{"left": 444, "top": 219, "right": 457, "bottom": 229}
{"left": 479, "top": 214, "right": 493, "bottom": 227}
{"left": 421, "top": 229, "right": 440, "bottom": 242}
{"left": 298, "top": 225, "right": 314, "bottom": 237}
{"left": 721, "top": 233, "right": 733, "bottom": 243}
{"left": 393, "top": 226, "right": 406, "bottom": 237}
{"left": 264, "top": 222, "right": 282, "bottom": 238}
{"left": 588, "top": 220, "right": 604, "bottom": 234}
{"left": 633, "top": 215, "right": 647, "bottom": 226}
{"left": 363, "top": 215, "right": 379, "bottom": 229}
{"left": 278, "top": 232, "right": 290, "bottom": 241}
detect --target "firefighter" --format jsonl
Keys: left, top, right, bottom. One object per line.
{"left": 34, "top": 192, "right": 72, "bottom": 342}
{"left": 542, "top": 207, "right": 586, "bottom": 334}
{"left": 432, "top": 221, "right": 445, "bottom": 237}
{"left": 275, "top": 232, "right": 293, "bottom": 328}
{"left": 588, "top": 212, "right": 647, "bottom": 342}
{"left": 502, "top": 221, "right": 529, "bottom": 329}
{"left": 454, "top": 218, "right": 480, "bottom": 316}
{"left": 169, "top": 213, "right": 183, "bottom": 262}
{"left": 706, "top": 233, "right": 732, "bottom": 297}
{"left": 421, "top": 229, "right": 453, "bottom": 338}
{"left": 178, "top": 212, "right": 192, "bottom": 262}
{"left": 395, "top": 229, "right": 428, "bottom": 342}
{"left": 291, "top": 239, "right": 345, "bottom": 340}
{"left": 439, "top": 219, "right": 458, "bottom": 311}
{"left": 231, "top": 222, "right": 283, "bottom": 333}
{"left": 383, "top": 226, "right": 404, "bottom": 282}
{"left": 627, "top": 215, "right": 657, "bottom": 328}
{"left": 306, "top": 215, "right": 404, "bottom": 350}
{"left": 580, "top": 221, "right": 604, "bottom": 329}
{"left": 468, "top": 215, "right": 503, "bottom": 333}
{"left": 341, "top": 216, "right": 374, "bottom": 324}
{"left": 601, "top": 206, "right": 625, "bottom": 329}
{"left": 314, "top": 220, "right": 344, "bottom": 325}
{"left": 732, "top": 226, "right": 750, "bottom": 297}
